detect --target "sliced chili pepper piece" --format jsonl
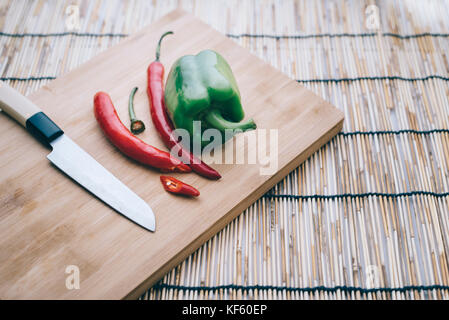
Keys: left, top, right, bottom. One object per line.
{"left": 147, "top": 31, "right": 221, "bottom": 180}
{"left": 94, "top": 91, "right": 191, "bottom": 173}
{"left": 160, "top": 175, "right": 200, "bottom": 197}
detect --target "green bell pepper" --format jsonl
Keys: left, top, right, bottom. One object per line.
{"left": 164, "top": 50, "right": 256, "bottom": 148}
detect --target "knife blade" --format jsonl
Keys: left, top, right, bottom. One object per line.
{"left": 0, "top": 81, "right": 155, "bottom": 232}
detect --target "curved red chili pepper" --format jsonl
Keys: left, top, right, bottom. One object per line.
{"left": 160, "top": 175, "right": 200, "bottom": 197}
{"left": 147, "top": 31, "right": 221, "bottom": 180}
{"left": 94, "top": 91, "right": 191, "bottom": 173}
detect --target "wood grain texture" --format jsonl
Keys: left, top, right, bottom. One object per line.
{"left": 0, "top": 9, "right": 343, "bottom": 299}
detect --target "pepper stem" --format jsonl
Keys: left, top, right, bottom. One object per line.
{"left": 204, "top": 109, "right": 257, "bottom": 132}
{"left": 155, "top": 31, "right": 173, "bottom": 61}
{"left": 128, "top": 87, "right": 145, "bottom": 134}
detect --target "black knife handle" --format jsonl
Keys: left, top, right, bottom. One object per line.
{"left": 26, "top": 112, "right": 64, "bottom": 146}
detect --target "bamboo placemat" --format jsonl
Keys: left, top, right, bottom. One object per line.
{"left": 1, "top": 0, "right": 448, "bottom": 300}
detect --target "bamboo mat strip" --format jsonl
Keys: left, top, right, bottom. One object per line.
{"left": 3, "top": 31, "right": 449, "bottom": 38}
{"left": 3, "top": 75, "right": 449, "bottom": 82}
{"left": 1, "top": 0, "right": 448, "bottom": 300}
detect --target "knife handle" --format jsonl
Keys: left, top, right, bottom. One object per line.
{"left": 0, "top": 81, "right": 64, "bottom": 146}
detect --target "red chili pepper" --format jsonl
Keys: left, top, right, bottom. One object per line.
{"left": 147, "top": 31, "right": 221, "bottom": 180}
{"left": 94, "top": 91, "right": 191, "bottom": 173}
{"left": 160, "top": 175, "right": 200, "bottom": 197}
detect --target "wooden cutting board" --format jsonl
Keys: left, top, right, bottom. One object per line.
{"left": 0, "top": 10, "right": 343, "bottom": 299}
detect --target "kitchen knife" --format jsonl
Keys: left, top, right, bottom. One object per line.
{"left": 0, "top": 81, "right": 156, "bottom": 232}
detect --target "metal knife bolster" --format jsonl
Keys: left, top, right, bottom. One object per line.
{"left": 26, "top": 112, "right": 64, "bottom": 147}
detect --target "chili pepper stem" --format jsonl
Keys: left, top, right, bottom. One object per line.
{"left": 204, "top": 109, "right": 257, "bottom": 132}
{"left": 128, "top": 87, "right": 145, "bottom": 134}
{"left": 155, "top": 31, "right": 173, "bottom": 61}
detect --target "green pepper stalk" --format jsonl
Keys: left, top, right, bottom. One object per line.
{"left": 164, "top": 50, "right": 256, "bottom": 148}
{"left": 204, "top": 109, "right": 256, "bottom": 131}
{"left": 128, "top": 87, "right": 145, "bottom": 134}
